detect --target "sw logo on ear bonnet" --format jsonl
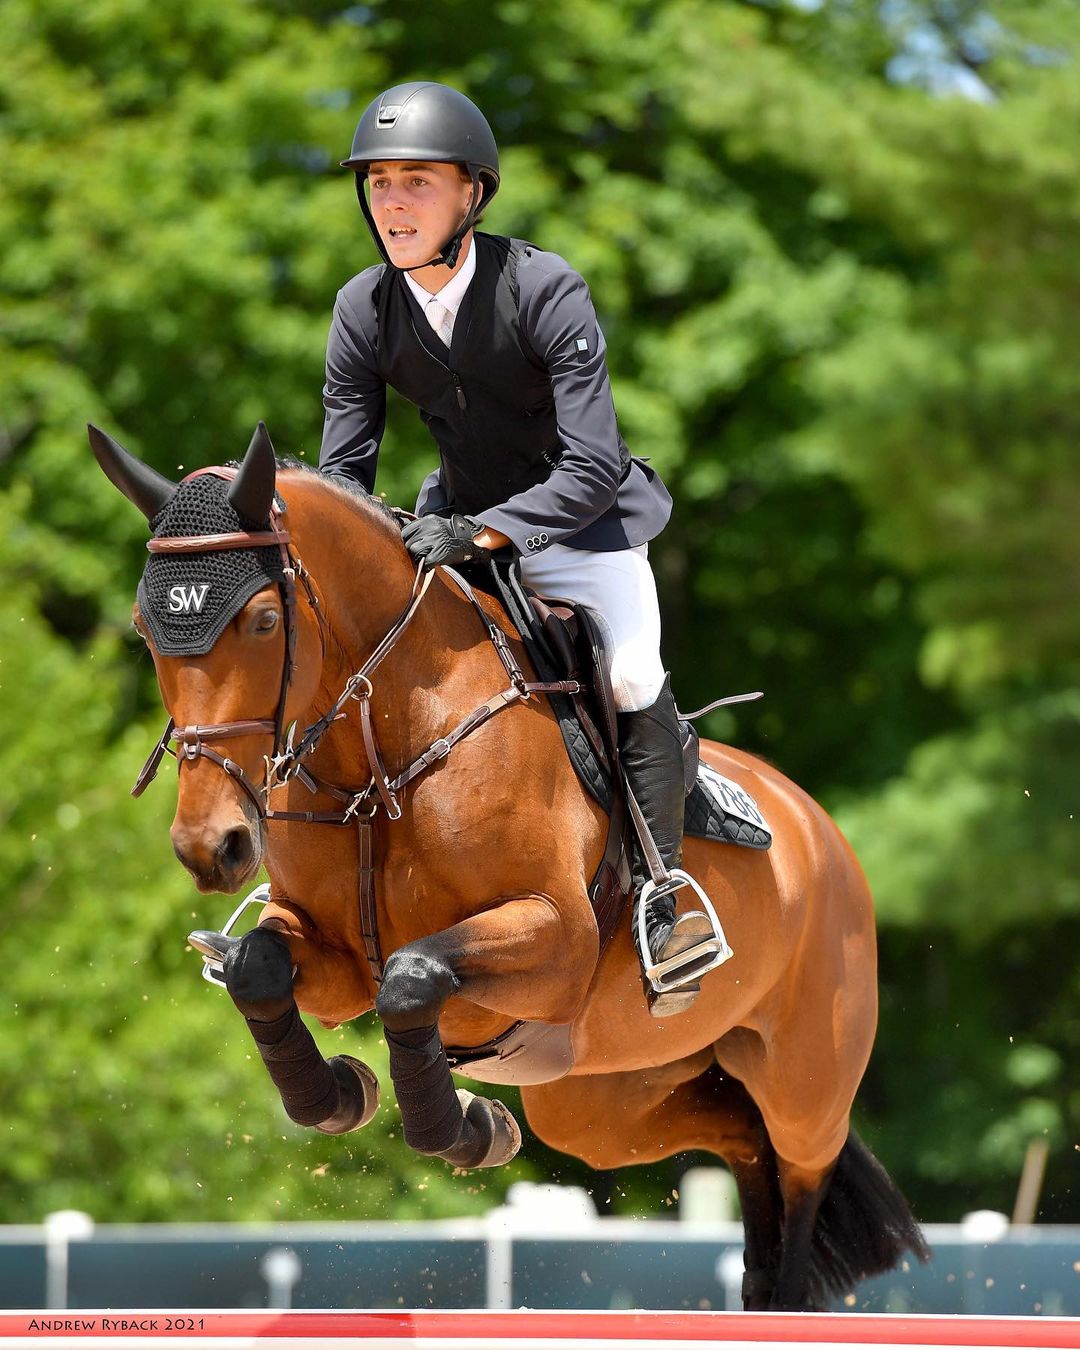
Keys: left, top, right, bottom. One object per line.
{"left": 137, "top": 471, "right": 285, "bottom": 656}
{"left": 88, "top": 421, "right": 286, "bottom": 658}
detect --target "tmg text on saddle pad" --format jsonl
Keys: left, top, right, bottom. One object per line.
{"left": 697, "top": 763, "right": 769, "bottom": 831}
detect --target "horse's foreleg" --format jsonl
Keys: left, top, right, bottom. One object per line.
{"left": 376, "top": 895, "right": 590, "bottom": 1170}
{"left": 224, "top": 926, "right": 379, "bottom": 1135}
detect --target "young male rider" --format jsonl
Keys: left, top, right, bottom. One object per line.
{"left": 319, "top": 82, "right": 720, "bottom": 1016}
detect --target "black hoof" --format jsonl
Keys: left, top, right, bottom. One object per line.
{"left": 437, "top": 1090, "right": 522, "bottom": 1169}
{"left": 742, "top": 1266, "right": 777, "bottom": 1311}
{"left": 315, "top": 1056, "right": 381, "bottom": 1135}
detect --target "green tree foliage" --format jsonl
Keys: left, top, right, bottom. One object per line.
{"left": 2, "top": 0, "right": 1078, "bottom": 1225}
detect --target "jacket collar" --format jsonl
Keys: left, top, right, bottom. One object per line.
{"left": 401, "top": 236, "right": 477, "bottom": 318}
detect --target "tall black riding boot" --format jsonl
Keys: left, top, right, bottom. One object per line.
{"left": 618, "top": 674, "right": 714, "bottom": 1018}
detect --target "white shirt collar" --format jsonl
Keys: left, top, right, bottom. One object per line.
{"left": 402, "top": 236, "right": 477, "bottom": 317}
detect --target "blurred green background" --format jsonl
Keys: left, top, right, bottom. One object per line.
{"left": 2, "top": 0, "right": 1077, "bottom": 1229}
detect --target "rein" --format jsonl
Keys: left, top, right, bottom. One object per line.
{"left": 134, "top": 478, "right": 582, "bottom": 984}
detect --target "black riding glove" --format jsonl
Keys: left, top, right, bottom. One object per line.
{"left": 401, "top": 513, "right": 485, "bottom": 569}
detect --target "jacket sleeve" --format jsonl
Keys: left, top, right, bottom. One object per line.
{"left": 318, "top": 284, "right": 386, "bottom": 492}
{"left": 472, "top": 255, "right": 624, "bottom": 553}
{"left": 415, "top": 468, "right": 450, "bottom": 516}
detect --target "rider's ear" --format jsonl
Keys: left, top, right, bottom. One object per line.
{"left": 229, "top": 422, "right": 277, "bottom": 524}
{"left": 88, "top": 424, "right": 177, "bottom": 522}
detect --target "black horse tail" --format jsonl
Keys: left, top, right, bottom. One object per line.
{"left": 807, "top": 1130, "right": 931, "bottom": 1306}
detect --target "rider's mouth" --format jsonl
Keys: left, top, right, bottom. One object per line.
{"left": 388, "top": 226, "right": 417, "bottom": 239}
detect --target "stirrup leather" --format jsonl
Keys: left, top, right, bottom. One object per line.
{"left": 188, "top": 884, "right": 271, "bottom": 988}
{"left": 637, "top": 870, "right": 734, "bottom": 995}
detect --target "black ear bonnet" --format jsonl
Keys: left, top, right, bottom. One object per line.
{"left": 137, "top": 474, "right": 285, "bottom": 657}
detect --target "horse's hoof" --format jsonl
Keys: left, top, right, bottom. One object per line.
{"left": 315, "top": 1055, "right": 380, "bottom": 1135}
{"left": 455, "top": 1089, "right": 522, "bottom": 1168}
{"left": 742, "top": 1265, "right": 777, "bottom": 1311}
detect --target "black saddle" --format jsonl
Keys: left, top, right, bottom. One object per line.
{"left": 527, "top": 590, "right": 700, "bottom": 799}
{"left": 476, "top": 559, "right": 697, "bottom": 813}
{"left": 471, "top": 558, "right": 769, "bottom": 853}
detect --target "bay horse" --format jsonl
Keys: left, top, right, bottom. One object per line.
{"left": 90, "top": 422, "right": 927, "bottom": 1311}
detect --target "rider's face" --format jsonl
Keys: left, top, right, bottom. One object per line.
{"left": 367, "top": 160, "right": 475, "bottom": 278}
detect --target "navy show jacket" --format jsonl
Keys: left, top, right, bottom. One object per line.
{"left": 319, "top": 232, "right": 672, "bottom": 556}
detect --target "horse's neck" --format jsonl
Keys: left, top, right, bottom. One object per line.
{"left": 282, "top": 474, "right": 477, "bottom": 781}
{"left": 288, "top": 481, "right": 411, "bottom": 650}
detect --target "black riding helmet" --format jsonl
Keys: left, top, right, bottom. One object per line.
{"left": 342, "top": 81, "right": 500, "bottom": 272}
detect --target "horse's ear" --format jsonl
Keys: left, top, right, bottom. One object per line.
{"left": 87, "top": 424, "right": 177, "bottom": 522}
{"left": 228, "top": 422, "right": 277, "bottom": 523}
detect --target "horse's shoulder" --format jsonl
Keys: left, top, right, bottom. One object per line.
{"left": 443, "top": 575, "right": 519, "bottom": 640}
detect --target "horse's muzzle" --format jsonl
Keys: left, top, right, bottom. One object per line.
{"left": 172, "top": 819, "right": 263, "bottom": 894}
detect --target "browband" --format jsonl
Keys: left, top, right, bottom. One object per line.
{"left": 147, "top": 529, "right": 290, "bottom": 553}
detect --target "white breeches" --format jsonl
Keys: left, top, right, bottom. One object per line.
{"left": 518, "top": 542, "right": 666, "bottom": 713}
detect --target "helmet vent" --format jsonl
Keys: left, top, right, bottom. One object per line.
{"left": 376, "top": 105, "right": 401, "bottom": 127}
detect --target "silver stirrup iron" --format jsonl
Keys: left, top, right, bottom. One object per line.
{"left": 637, "top": 870, "right": 734, "bottom": 995}
{"left": 188, "top": 884, "right": 271, "bottom": 988}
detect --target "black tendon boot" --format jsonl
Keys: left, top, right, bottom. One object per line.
{"left": 618, "top": 675, "right": 717, "bottom": 1018}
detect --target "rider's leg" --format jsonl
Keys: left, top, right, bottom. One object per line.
{"left": 619, "top": 678, "right": 684, "bottom": 914}
{"left": 518, "top": 544, "right": 711, "bottom": 1015}
{"left": 618, "top": 672, "right": 717, "bottom": 1016}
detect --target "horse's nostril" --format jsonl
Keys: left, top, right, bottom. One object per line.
{"left": 221, "top": 826, "right": 254, "bottom": 874}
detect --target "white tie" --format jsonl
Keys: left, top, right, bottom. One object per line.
{"left": 425, "top": 297, "right": 455, "bottom": 349}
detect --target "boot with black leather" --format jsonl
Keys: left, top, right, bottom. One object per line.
{"left": 618, "top": 675, "right": 715, "bottom": 1018}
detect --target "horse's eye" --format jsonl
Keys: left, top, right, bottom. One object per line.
{"left": 254, "top": 609, "right": 280, "bottom": 634}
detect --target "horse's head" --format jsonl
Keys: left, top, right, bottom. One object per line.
{"left": 91, "top": 423, "right": 324, "bottom": 893}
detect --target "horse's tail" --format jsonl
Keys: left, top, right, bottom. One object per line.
{"left": 808, "top": 1130, "right": 931, "bottom": 1305}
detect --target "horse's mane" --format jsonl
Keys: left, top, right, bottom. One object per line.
{"left": 228, "top": 455, "right": 404, "bottom": 536}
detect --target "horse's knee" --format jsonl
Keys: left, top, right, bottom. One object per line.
{"left": 224, "top": 926, "right": 294, "bottom": 1021}
{"left": 376, "top": 944, "right": 458, "bottom": 1031}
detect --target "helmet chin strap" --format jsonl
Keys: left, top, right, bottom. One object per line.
{"left": 356, "top": 169, "right": 482, "bottom": 274}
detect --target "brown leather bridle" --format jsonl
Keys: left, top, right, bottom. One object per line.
{"left": 133, "top": 469, "right": 582, "bottom": 983}
{"left": 133, "top": 465, "right": 319, "bottom": 818}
